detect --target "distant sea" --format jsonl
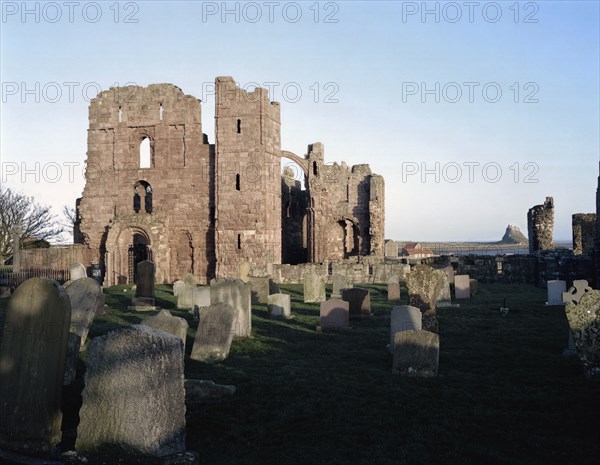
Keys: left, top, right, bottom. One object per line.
{"left": 397, "top": 241, "right": 572, "bottom": 256}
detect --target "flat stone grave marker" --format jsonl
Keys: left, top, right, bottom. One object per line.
{"left": 267, "top": 293, "right": 292, "bottom": 319}
{"left": 393, "top": 330, "right": 439, "bottom": 377}
{"left": 76, "top": 325, "right": 186, "bottom": 457}
{"left": 318, "top": 299, "right": 350, "bottom": 332}
{"left": 304, "top": 273, "right": 326, "bottom": 303}
{"left": 341, "top": 287, "right": 371, "bottom": 318}
{"left": 390, "top": 306, "right": 422, "bottom": 351}
{"left": 546, "top": 280, "right": 566, "bottom": 305}
{"left": 454, "top": 275, "right": 470, "bottom": 300}
{"left": 0, "top": 278, "right": 71, "bottom": 458}
{"left": 210, "top": 279, "right": 252, "bottom": 337}
{"left": 190, "top": 303, "right": 236, "bottom": 362}
{"left": 141, "top": 309, "right": 189, "bottom": 351}
{"left": 69, "top": 261, "right": 87, "bottom": 280}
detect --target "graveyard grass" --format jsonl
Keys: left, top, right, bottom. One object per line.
{"left": 2, "top": 282, "right": 599, "bottom": 465}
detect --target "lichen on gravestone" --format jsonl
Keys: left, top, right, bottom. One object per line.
{"left": 564, "top": 289, "right": 600, "bottom": 380}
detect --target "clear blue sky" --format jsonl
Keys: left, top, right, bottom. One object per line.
{"left": 1, "top": 1, "right": 598, "bottom": 241}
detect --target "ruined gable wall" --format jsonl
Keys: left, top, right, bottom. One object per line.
{"left": 78, "top": 84, "right": 214, "bottom": 284}
{"left": 527, "top": 196, "right": 554, "bottom": 254}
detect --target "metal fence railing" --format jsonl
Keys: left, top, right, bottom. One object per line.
{"left": 0, "top": 268, "right": 70, "bottom": 288}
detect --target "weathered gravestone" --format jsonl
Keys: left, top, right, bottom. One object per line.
{"left": 393, "top": 330, "right": 439, "bottom": 377}
{"left": 177, "top": 284, "right": 196, "bottom": 309}
{"left": 190, "top": 303, "right": 236, "bottom": 362}
{"left": 63, "top": 278, "right": 103, "bottom": 385}
{"left": 76, "top": 325, "right": 186, "bottom": 457}
{"left": 193, "top": 286, "right": 211, "bottom": 308}
{"left": 130, "top": 260, "right": 156, "bottom": 309}
{"left": 0, "top": 286, "right": 11, "bottom": 298}
{"left": 0, "top": 278, "right": 71, "bottom": 458}
{"left": 546, "top": 280, "right": 567, "bottom": 305}
{"left": 331, "top": 274, "right": 350, "bottom": 298}
{"left": 442, "top": 265, "right": 455, "bottom": 284}
{"left": 303, "top": 273, "right": 326, "bottom": 303}
{"left": 469, "top": 278, "right": 478, "bottom": 296}
{"left": 66, "top": 277, "right": 102, "bottom": 349}
{"left": 318, "top": 299, "right": 350, "bottom": 332}
{"left": 387, "top": 275, "right": 400, "bottom": 284}
{"left": 249, "top": 276, "right": 270, "bottom": 304}
{"left": 390, "top": 306, "right": 422, "bottom": 351}
{"left": 564, "top": 290, "right": 600, "bottom": 380}
{"left": 454, "top": 275, "right": 471, "bottom": 300}
{"left": 387, "top": 282, "right": 401, "bottom": 302}
{"left": 69, "top": 261, "right": 87, "bottom": 280}
{"left": 173, "top": 280, "right": 185, "bottom": 297}
{"left": 406, "top": 265, "right": 447, "bottom": 313}
{"left": 436, "top": 281, "right": 458, "bottom": 309}
{"left": 341, "top": 287, "right": 371, "bottom": 318}
{"left": 141, "top": 310, "right": 189, "bottom": 351}
{"left": 267, "top": 293, "right": 292, "bottom": 319}
{"left": 210, "top": 279, "right": 252, "bottom": 337}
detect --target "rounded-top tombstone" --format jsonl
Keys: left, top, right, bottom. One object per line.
{"left": 0, "top": 278, "right": 72, "bottom": 458}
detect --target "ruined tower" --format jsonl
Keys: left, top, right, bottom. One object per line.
{"left": 572, "top": 213, "right": 596, "bottom": 255}
{"left": 527, "top": 197, "right": 554, "bottom": 254}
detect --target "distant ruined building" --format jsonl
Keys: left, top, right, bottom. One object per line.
{"left": 73, "top": 78, "right": 384, "bottom": 285}
{"left": 572, "top": 213, "right": 596, "bottom": 256}
{"left": 527, "top": 197, "right": 554, "bottom": 254}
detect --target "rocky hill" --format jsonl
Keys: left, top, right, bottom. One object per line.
{"left": 501, "top": 225, "right": 528, "bottom": 244}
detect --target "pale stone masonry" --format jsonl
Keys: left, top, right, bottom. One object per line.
{"left": 527, "top": 197, "right": 554, "bottom": 254}
{"left": 75, "top": 77, "right": 384, "bottom": 285}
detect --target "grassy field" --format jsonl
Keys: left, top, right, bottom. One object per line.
{"left": 1, "top": 282, "right": 599, "bottom": 465}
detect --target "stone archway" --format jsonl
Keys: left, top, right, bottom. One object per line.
{"left": 105, "top": 225, "right": 154, "bottom": 286}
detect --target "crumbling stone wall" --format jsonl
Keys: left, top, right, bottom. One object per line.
{"left": 73, "top": 78, "right": 385, "bottom": 285}
{"left": 572, "top": 213, "right": 596, "bottom": 255}
{"left": 527, "top": 196, "right": 554, "bottom": 254}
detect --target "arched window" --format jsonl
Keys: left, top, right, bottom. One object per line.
{"left": 140, "top": 137, "right": 152, "bottom": 168}
{"left": 118, "top": 106, "right": 122, "bottom": 123}
{"left": 133, "top": 181, "right": 153, "bottom": 214}
{"left": 159, "top": 103, "right": 164, "bottom": 121}
{"left": 313, "top": 161, "right": 318, "bottom": 176}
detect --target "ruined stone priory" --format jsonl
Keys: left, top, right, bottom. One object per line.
{"left": 75, "top": 77, "right": 385, "bottom": 285}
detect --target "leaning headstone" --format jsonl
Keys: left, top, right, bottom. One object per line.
{"left": 387, "top": 282, "right": 401, "bottom": 302}
{"left": 304, "top": 273, "right": 326, "bottom": 303}
{"left": 390, "top": 306, "right": 422, "bottom": 350}
{"left": 0, "top": 278, "right": 71, "bottom": 458}
{"left": 173, "top": 280, "right": 185, "bottom": 297}
{"left": 564, "top": 290, "right": 600, "bottom": 380}
{"left": 190, "top": 302, "right": 236, "bottom": 362}
{"left": 546, "top": 280, "right": 567, "bottom": 305}
{"left": 406, "top": 265, "right": 447, "bottom": 313}
{"left": 442, "top": 266, "right": 455, "bottom": 284}
{"left": 342, "top": 287, "right": 371, "bottom": 318}
{"left": 66, "top": 277, "right": 102, "bottom": 349}
{"left": 210, "top": 279, "right": 252, "bottom": 337}
{"left": 393, "top": 330, "right": 439, "bottom": 377}
{"left": 268, "top": 293, "right": 292, "bottom": 319}
{"left": 76, "top": 326, "right": 186, "bottom": 457}
{"left": 249, "top": 276, "right": 270, "bottom": 304}
{"left": 193, "top": 286, "right": 211, "bottom": 308}
{"left": 563, "top": 279, "right": 593, "bottom": 305}
{"left": 318, "top": 299, "right": 350, "bottom": 332}
{"left": 177, "top": 284, "right": 196, "bottom": 309}
{"left": 130, "top": 260, "right": 157, "bottom": 310}
{"left": 331, "top": 274, "right": 349, "bottom": 298}
{"left": 454, "top": 275, "right": 471, "bottom": 300}
{"left": 141, "top": 310, "right": 189, "bottom": 351}
{"left": 69, "top": 261, "right": 87, "bottom": 280}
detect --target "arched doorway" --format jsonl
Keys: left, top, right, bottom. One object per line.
{"left": 128, "top": 233, "right": 152, "bottom": 284}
